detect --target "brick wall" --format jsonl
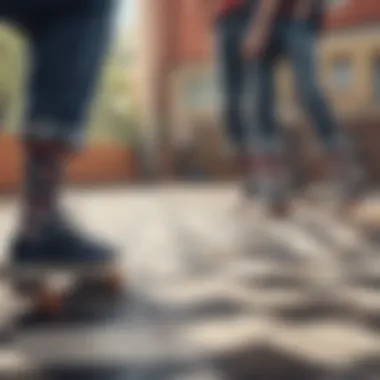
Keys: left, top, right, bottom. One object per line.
{"left": 175, "top": 0, "right": 210, "bottom": 64}
{"left": 326, "top": 0, "right": 380, "bottom": 30}
{"left": 0, "top": 134, "right": 136, "bottom": 191}
{"left": 143, "top": 0, "right": 380, "bottom": 70}
{"left": 137, "top": 0, "right": 210, "bottom": 130}
{"left": 156, "top": 0, "right": 380, "bottom": 69}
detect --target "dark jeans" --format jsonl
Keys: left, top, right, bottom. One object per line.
{"left": 218, "top": 15, "right": 338, "bottom": 152}
{"left": 256, "top": 19, "right": 338, "bottom": 150}
{"left": 217, "top": 10, "right": 250, "bottom": 150}
{"left": 0, "top": 0, "right": 115, "bottom": 148}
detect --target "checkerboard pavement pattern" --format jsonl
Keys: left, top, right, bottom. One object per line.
{"left": 0, "top": 185, "right": 379, "bottom": 379}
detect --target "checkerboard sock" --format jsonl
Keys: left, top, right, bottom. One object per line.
{"left": 235, "top": 152, "right": 255, "bottom": 196}
{"left": 254, "top": 139, "right": 290, "bottom": 203}
{"left": 21, "top": 143, "right": 66, "bottom": 239}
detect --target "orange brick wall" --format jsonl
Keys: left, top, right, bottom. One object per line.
{"left": 0, "top": 134, "right": 136, "bottom": 191}
{"left": 171, "top": 0, "right": 380, "bottom": 65}
{"left": 157, "top": 0, "right": 380, "bottom": 68}
{"left": 325, "top": 0, "right": 380, "bottom": 30}
{"left": 146, "top": 0, "right": 380, "bottom": 69}
{"left": 175, "top": 0, "right": 210, "bottom": 64}
{"left": 0, "top": 134, "right": 21, "bottom": 190}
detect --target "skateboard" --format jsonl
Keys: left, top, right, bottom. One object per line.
{"left": 4, "top": 262, "right": 124, "bottom": 316}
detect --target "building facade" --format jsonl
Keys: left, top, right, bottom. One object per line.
{"left": 321, "top": 0, "right": 380, "bottom": 115}
{"left": 137, "top": 0, "right": 211, "bottom": 148}
{"left": 137, "top": 0, "right": 380, "bottom": 149}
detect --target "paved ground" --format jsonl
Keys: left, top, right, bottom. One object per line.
{"left": 0, "top": 184, "right": 380, "bottom": 379}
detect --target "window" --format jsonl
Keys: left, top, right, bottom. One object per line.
{"left": 330, "top": 57, "right": 352, "bottom": 92}
{"left": 372, "top": 56, "right": 380, "bottom": 103}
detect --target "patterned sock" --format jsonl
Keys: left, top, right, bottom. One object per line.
{"left": 255, "top": 149, "right": 289, "bottom": 203}
{"left": 21, "top": 143, "right": 66, "bottom": 239}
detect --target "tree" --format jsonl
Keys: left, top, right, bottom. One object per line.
{"left": 88, "top": 42, "right": 141, "bottom": 146}
{"left": 0, "top": 24, "right": 26, "bottom": 132}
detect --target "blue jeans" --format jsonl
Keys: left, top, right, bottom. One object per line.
{"left": 0, "top": 0, "right": 115, "bottom": 149}
{"left": 255, "top": 19, "right": 338, "bottom": 150}
{"left": 217, "top": 9, "right": 251, "bottom": 150}
{"left": 218, "top": 15, "right": 337, "bottom": 152}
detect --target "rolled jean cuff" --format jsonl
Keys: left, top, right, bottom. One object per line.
{"left": 21, "top": 118, "right": 84, "bottom": 150}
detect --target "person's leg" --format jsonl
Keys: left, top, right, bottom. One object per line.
{"left": 10, "top": 0, "right": 116, "bottom": 266}
{"left": 285, "top": 22, "right": 337, "bottom": 148}
{"left": 217, "top": 15, "right": 252, "bottom": 196}
{"left": 286, "top": 21, "right": 366, "bottom": 205}
{"left": 253, "top": 37, "right": 291, "bottom": 215}
{"left": 254, "top": 55, "right": 279, "bottom": 153}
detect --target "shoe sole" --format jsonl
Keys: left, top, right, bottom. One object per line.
{"left": 4, "top": 260, "right": 120, "bottom": 280}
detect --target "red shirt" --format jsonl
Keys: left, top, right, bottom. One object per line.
{"left": 217, "top": 0, "right": 246, "bottom": 16}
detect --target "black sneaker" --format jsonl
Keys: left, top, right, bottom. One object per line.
{"left": 255, "top": 153, "right": 292, "bottom": 217}
{"left": 9, "top": 221, "right": 117, "bottom": 274}
{"left": 261, "top": 173, "right": 292, "bottom": 217}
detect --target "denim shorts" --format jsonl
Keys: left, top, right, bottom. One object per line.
{"left": 0, "top": 0, "right": 115, "bottom": 148}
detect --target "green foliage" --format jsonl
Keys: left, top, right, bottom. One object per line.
{"left": 0, "top": 24, "right": 26, "bottom": 132}
{"left": 88, "top": 45, "right": 140, "bottom": 146}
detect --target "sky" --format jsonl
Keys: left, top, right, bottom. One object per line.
{"left": 116, "top": 0, "right": 136, "bottom": 35}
